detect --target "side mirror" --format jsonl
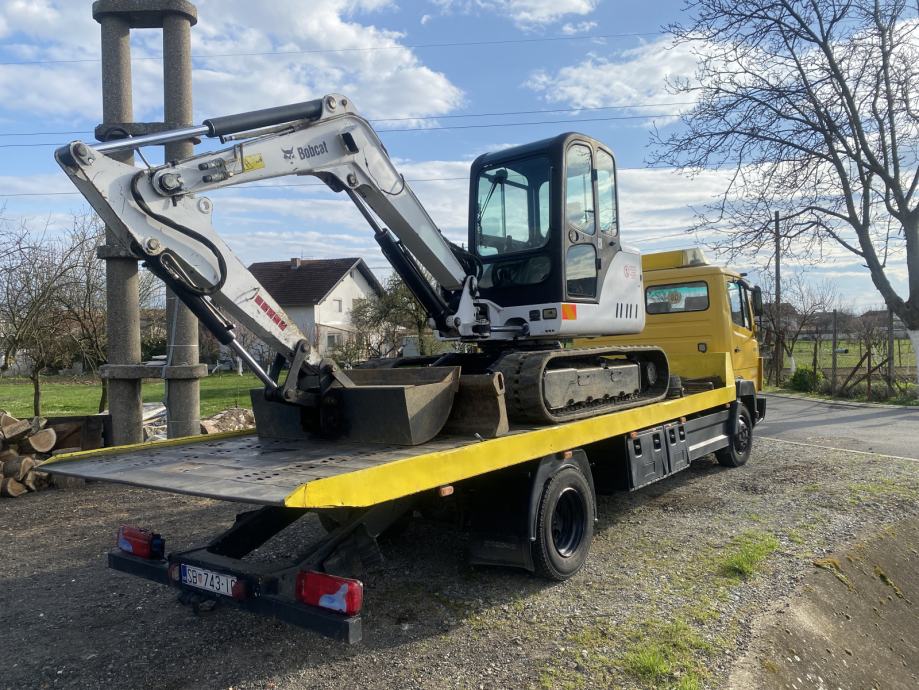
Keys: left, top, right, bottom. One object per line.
{"left": 751, "top": 285, "right": 764, "bottom": 317}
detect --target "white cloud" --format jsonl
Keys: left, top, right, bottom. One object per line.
{"left": 0, "top": 0, "right": 463, "bottom": 123}
{"left": 527, "top": 35, "right": 701, "bottom": 117}
{"left": 560, "top": 21, "right": 597, "bottom": 35}
{"left": 430, "top": 0, "right": 598, "bottom": 29}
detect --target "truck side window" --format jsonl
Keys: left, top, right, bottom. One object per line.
{"left": 727, "top": 281, "right": 749, "bottom": 329}
{"left": 645, "top": 281, "right": 709, "bottom": 313}
{"left": 596, "top": 149, "right": 618, "bottom": 236}
{"left": 566, "top": 145, "right": 595, "bottom": 236}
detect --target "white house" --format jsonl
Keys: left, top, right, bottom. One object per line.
{"left": 248, "top": 257, "right": 383, "bottom": 361}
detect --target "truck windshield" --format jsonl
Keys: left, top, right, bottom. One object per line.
{"left": 475, "top": 155, "right": 551, "bottom": 258}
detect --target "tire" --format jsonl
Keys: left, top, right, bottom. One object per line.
{"left": 716, "top": 404, "right": 753, "bottom": 468}
{"left": 532, "top": 465, "right": 595, "bottom": 581}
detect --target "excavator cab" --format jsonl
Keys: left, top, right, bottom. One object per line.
{"left": 468, "top": 133, "right": 622, "bottom": 314}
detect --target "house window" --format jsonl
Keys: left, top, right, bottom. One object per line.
{"left": 334, "top": 299, "right": 343, "bottom": 313}
{"left": 327, "top": 333, "right": 342, "bottom": 349}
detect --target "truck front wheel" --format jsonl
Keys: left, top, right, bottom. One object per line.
{"left": 532, "top": 465, "right": 595, "bottom": 581}
{"left": 716, "top": 404, "right": 753, "bottom": 468}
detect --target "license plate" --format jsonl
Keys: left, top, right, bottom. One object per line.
{"left": 180, "top": 564, "right": 237, "bottom": 597}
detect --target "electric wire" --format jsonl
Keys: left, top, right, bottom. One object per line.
{"left": 0, "top": 31, "right": 662, "bottom": 66}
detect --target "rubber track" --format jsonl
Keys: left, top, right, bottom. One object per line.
{"left": 494, "top": 345, "right": 670, "bottom": 425}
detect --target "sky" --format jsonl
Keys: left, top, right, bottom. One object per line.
{"left": 0, "top": 0, "right": 907, "bottom": 310}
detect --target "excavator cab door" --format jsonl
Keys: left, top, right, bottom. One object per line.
{"left": 561, "top": 142, "right": 620, "bottom": 304}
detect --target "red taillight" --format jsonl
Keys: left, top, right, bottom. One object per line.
{"left": 117, "top": 525, "right": 165, "bottom": 560}
{"left": 295, "top": 570, "right": 363, "bottom": 616}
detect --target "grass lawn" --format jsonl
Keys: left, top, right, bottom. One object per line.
{"left": 0, "top": 372, "right": 263, "bottom": 419}
{"left": 788, "top": 337, "right": 915, "bottom": 369}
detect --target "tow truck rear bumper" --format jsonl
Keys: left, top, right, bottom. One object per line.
{"left": 108, "top": 550, "right": 361, "bottom": 642}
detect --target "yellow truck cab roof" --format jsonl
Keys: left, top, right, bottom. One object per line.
{"left": 642, "top": 248, "right": 740, "bottom": 280}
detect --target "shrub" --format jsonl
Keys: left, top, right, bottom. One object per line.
{"left": 789, "top": 366, "right": 823, "bottom": 392}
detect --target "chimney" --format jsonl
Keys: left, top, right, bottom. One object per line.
{"left": 290, "top": 257, "right": 302, "bottom": 270}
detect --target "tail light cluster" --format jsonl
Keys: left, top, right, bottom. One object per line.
{"left": 117, "top": 525, "right": 165, "bottom": 560}
{"left": 296, "top": 570, "right": 363, "bottom": 616}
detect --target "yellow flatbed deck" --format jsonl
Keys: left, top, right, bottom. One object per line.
{"left": 42, "top": 354, "right": 736, "bottom": 509}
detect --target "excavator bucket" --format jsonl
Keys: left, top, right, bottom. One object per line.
{"left": 332, "top": 366, "right": 461, "bottom": 446}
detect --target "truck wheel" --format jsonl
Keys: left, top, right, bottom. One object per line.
{"left": 532, "top": 465, "right": 595, "bottom": 581}
{"left": 716, "top": 405, "right": 752, "bottom": 468}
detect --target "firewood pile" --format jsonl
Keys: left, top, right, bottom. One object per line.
{"left": 0, "top": 411, "right": 72, "bottom": 498}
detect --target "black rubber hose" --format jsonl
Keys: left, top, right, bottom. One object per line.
{"left": 130, "top": 170, "right": 227, "bottom": 296}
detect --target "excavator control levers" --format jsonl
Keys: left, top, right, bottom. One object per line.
{"left": 55, "top": 95, "right": 668, "bottom": 445}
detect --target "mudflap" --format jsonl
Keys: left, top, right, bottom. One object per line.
{"left": 466, "top": 450, "right": 595, "bottom": 572}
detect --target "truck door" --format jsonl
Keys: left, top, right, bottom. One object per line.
{"left": 726, "top": 279, "right": 759, "bottom": 382}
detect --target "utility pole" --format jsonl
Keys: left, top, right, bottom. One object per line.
{"left": 773, "top": 210, "right": 783, "bottom": 385}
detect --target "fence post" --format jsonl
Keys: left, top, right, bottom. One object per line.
{"left": 888, "top": 308, "right": 895, "bottom": 398}
{"left": 866, "top": 342, "right": 872, "bottom": 400}
{"left": 831, "top": 309, "right": 838, "bottom": 396}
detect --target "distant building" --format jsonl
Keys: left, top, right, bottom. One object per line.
{"left": 248, "top": 257, "right": 383, "bottom": 361}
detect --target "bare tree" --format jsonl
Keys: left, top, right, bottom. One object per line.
{"left": 0, "top": 219, "right": 83, "bottom": 414}
{"left": 654, "top": 0, "right": 919, "bottom": 391}
{"left": 759, "top": 272, "right": 837, "bottom": 379}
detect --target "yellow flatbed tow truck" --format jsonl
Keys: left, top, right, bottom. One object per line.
{"left": 42, "top": 249, "right": 765, "bottom": 644}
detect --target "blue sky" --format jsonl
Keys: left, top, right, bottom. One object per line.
{"left": 0, "top": 0, "right": 906, "bottom": 310}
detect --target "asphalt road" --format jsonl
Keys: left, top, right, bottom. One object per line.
{"left": 759, "top": 394, "right": 919, "bottom": 459}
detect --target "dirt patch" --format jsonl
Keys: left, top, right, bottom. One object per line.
{"left": 727, "top": 518, "right": 919, "bottom": 690}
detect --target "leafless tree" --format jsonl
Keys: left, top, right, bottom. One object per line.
{"left": 654, "top": 0, "right": 919, "bottom": 390}
{"left": 0, "top": 218, "right": 83, "bottom": 415}
{"left": 759, "top": 272, "right": 836, "bottom": 379}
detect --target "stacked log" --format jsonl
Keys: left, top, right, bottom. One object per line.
{"left": 0, "top": 412, "right": 56, "bottom": 498}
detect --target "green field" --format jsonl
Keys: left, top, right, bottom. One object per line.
{"left": 786, "top": 338, "right": 915, "bottom": 369}
{"left": 0, "top": 372, "right": 263, "bottom": 419}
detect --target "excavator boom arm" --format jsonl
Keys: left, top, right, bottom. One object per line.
{"left": 54, "top": 95, "right": 480, "bottom": 378}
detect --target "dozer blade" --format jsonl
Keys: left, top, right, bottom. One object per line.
{"left": 333, "top": 366, "right": 461, "bottom": 445}
{"left": 442, "top": 372, "right": 509, "bottom": 438}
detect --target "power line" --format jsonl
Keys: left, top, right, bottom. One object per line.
{"left": 0, "top": 32, "right": 662, "bottom": 66}
{"left": 0, "top": 102, "right": 693, "bottom": 139}
{"left": 0, "top": 168, "right": 695, "bottom": 198}
{"left": 0, "top": 112, "right": 683, "bottom": 148}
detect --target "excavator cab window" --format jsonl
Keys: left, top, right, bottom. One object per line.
{"left": 474, "top": 155, "right": 553, "bottom": 290}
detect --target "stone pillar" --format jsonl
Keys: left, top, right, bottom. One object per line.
{"left": 162, "top": 8, "right": 203, "bottom": 438}
{"left": 94, "top": 6, "right": 143, "bottom": 445}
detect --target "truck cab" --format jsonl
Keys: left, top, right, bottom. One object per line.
{"left": 579, "top": 248, "right": 764, "bottom": 391}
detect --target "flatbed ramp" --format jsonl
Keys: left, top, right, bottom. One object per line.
{"left": 43, "top": 365, "right": 735, "bottom": 509}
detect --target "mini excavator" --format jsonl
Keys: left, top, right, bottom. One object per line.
{"left": 56, "top": 94, "right": 668, "bottom": 445}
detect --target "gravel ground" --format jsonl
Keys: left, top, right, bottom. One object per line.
{"left": 2, "top": 437, "right": 918, "bottom": 690}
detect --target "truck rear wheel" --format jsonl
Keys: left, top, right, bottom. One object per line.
{"left": 532, "top": 465, "right": 595, "bottom": 581}
{"left": 716, "top": 404, "right": 752, "bottom": 468}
